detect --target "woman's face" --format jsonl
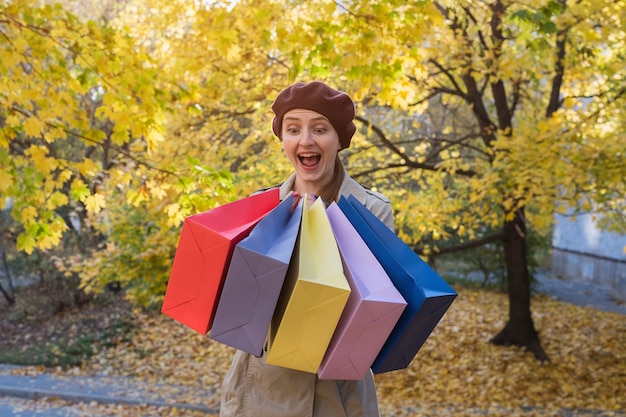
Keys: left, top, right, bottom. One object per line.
{"left": 281, "top": 109, "right": 341, "bottom": 194}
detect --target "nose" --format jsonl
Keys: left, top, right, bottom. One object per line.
{"left": 300, "top": 128, "right": 315, "bottom": 146}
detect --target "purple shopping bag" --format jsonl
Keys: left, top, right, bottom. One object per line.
{"left": 318, "top": 203, "right": 406, "bottom": 380}
{"left": 209, "top": 195, "right": 303, "bottom": 356}
{"left": 338, "top": 195, "right": 457, "bottom": 374}
{"left": 162, "top": 188, "right": 280, "bottom": 335}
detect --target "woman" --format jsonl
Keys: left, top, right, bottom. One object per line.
{"left": 220, "top": 81, "right": 394, "bottom": 417}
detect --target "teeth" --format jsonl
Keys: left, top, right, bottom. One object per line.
{"left": 299, "top": 153, "right": 319, "bottom": 157}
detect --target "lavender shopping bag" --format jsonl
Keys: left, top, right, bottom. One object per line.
{"left": 317, "top": 203, "right": 406, "bottom": 380}
{"left": 209, "top": 195, "right": 303, "bottom": 356}
{"left": 338, "top": 195, "right": 457, "bottom": 374}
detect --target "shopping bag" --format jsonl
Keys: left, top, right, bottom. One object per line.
{"left": 161, "top": 188, "right": 280, "bottom": 335}
{"left": 266, "top": 197, "right": 351, "bottom": 373}
{"left": 338, "top": 194, "right": 457, "bottom": 374}
{"left": 317, "top": 203, "right": 407, "bottom": 380}
{"left": 209, "top": 195, "right": 304, "bottom": 356}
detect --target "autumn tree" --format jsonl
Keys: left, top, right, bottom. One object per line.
{"left": 0, "top": 0, "right": 299, "bottom": 306}
{"left": 187, "top": 0, "right": 624, "bottom": 360}
{"left": 55, "top": 0, "right": 296, "bottom": 305}
{"left": 4, "top": 0, "right": 625, "bottom": 364}
{"left": 289, "top": 0, "right": 625, "bottom": 360}
{"left": 0, "top": 0, "right": 186, "bottom": 305}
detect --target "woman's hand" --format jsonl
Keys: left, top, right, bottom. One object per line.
{"left": 287, "top": 191, "right": 323, "bottom": 209}
{"left": 305, "top": 193, "right": 318, "bottom": 208}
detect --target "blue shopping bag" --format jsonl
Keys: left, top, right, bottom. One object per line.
{"left": 338, "top": 195, "right": 457, "bottom": 374}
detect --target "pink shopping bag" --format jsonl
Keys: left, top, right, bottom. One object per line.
{"left": 318, "top": 203, "right": 406, "bottom": 380}
{"left": 338, "top": 195, "right": 457, "bottom": 374}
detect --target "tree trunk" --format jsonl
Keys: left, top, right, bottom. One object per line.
{"left": 490, "top": 208, "right": 549, "bottom": 361}
{"left": 0, "top": 237, "right": 16, "bottom": 306}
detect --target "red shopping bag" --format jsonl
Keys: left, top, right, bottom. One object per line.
{"left": 161, "top": 189, "right": 280, "bottom": 334}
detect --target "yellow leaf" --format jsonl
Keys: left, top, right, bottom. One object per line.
{"left": 0, "top": 170, "right": 13, "bottom": 192}
{"left": 56, "top": 169, "right": 73, "bottom": 185}
{"left": 75, "top": 159, "right": 100, "bottom": 176}
{"left": 126, "top": 188, "right": 148, "bottom": 206}
{"left": 47, "top": 191, "right": 69, "bottom": 209}
{"left": 27, "top": 145, "right": 57, "bottom": 174}
{"left": 21, "top": 206, "right": 37, "bottom": 223}
{"left": 44, "top": 127, "right": 68, "bottom": 143}
{"left": 5, "top": 115, "right": 20, "bottom": 128}
{"left": 146, "top": 128, "right": 164, "bottom": 148}
{"left": 13, "top": 36, "right": 29, "bottom": 54}
{"left": 84, "top": 193, "right": 107, "bottom": 214}
{"left": 111, "top": 129, "right": 129, "bottom": 145}
{"left": 23, "top": 116, "right": 46, "bottom": 137}
{"left": 16, "top": 233, "right": 36, "bottom": 255}
{"left": 2, "top": 49, "right": 21, "bottom": 68}
{"left": 70, "top": 178, "right": 91, "bottom": 202}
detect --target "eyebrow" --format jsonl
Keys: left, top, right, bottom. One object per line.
{"left": 283, "top": 115, "right": 330, "bottom": 123}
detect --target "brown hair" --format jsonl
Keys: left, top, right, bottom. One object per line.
{"left": 316, "top": 156, "right": 345, "bottom": 204}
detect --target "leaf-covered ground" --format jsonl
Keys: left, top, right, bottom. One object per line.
{"left": 3, "top": 286, "right": 626, "bottom": 416}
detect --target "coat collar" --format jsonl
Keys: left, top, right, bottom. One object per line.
{"left": 278, "top": 171, "right": 368, "bottom": 205}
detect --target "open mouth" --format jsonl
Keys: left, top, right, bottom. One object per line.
{"left": 298, "top": 152, "right": 321, "bottom": 167}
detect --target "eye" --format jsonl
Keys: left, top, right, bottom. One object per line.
{"left": 313, "top": 126, "right": 328, "bottom": 134}
{"left": 285, "top": 126, "right": 300, "bottom": 135}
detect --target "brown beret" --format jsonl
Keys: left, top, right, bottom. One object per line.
{"left": 271, "top": 81, "right": 356, "bottom": 150}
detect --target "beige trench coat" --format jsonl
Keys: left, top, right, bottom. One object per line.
{"left": 219, "top": 171, "right": 394, "bottom": 417}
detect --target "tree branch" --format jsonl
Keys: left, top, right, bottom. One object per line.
{"left": 355, "top": 116, "right": 480, "bottom": 177}
{"left": 546, "top": 1, "right": 569, "bottom": 118}
{"left": 428, "top": 59, "right": 467, "bottom": 98}
{"left": 430, "top": 230, "right": 507, "bottom": 256}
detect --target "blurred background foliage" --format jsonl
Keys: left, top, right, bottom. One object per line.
{"left": 1, "top": 0, "right": 624, "bottom": 360}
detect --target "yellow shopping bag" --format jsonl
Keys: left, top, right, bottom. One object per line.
{"left": 266, "top": 196, "right": 351, "bottom": 373}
